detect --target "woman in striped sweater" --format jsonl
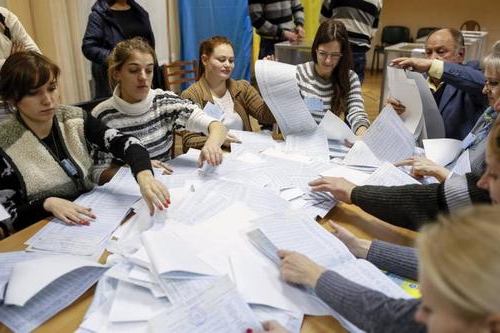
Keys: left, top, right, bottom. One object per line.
{"left": 296, "top": 20, "right": 370, "bottom": 137}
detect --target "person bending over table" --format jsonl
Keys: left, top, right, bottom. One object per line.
{"left": 0, "top": 51, "right": 168, "bottom": 236}
{"left": 264, "top": 205, "right": 500, "bottom": 333}
{"left": 91, "top": 37, "right": 227, "bottom": 185}
{"left": 308, "top": 116, "right": 500, "bottom": 231}
{"left": 296, "top": 20, "right": 370, "bottom": 137}
{"left": 181, "top": 35, "right": 276, "bottom": 151}
{"left": 394, "top": 41, "right": 500, "bottom": 182}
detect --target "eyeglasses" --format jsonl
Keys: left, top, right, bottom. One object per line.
{"left": 316, "top": 50, "right": 342, "bottom": 60}
{"left": 484, "top": 79, "right": 500, "bottom": 89}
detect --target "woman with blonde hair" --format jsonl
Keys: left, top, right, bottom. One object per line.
{"left": 181, "top": 35, "right": 275, "bottom": 151}
{"left": 265, "top": 205, "right": 500, "bottom": 332}
{"left": 265, "top": 118, "right": 500, "bottom": 332}
{"left": 91, "top": 37, "right": 227, "bottom": 185}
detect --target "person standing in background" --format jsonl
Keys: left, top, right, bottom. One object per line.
{"left": 320, "top": 0, "right": 382, "bottom": 84}
{"left": 82, "top": 0, "right": 163, "bottom": 99}
{"left": 0, "top": 6, "right": 40, "bottom": 122}
{"left": 249, "top": 0, "right": 306, "bottom": 59}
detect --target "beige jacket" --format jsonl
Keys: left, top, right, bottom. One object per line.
{"left": 180, "top": 76, "right": 275, "bottom": 150}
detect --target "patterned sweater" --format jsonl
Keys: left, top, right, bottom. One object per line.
{"left": 296, "top": 61, "right": 370, "bottom": 134}
{"left": 0, "top": 105, "right": 150, "bottom": 233}
{"left": 91, "top": 87, "right": 216, "bottom": 182}
{"left": 249, "top": 0, "right": 304, "bottom": 39}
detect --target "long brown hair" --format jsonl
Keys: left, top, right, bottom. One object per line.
{"left": 311, "top": 20, "right": 353, "bottom": 116}
{"left": 198, "top": 35, "right": 233, "bottom": 79}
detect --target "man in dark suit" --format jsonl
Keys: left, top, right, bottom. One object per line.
{"left": 388, "top": 28, "right": 487, "bottom": 140}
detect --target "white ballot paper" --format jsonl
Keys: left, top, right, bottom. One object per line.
{"left": 0, "top": 204, "right": 10, "bottom": 221}
{"left": 148, "top": 276, "right": 261, "bottom": 333}
{"left": 362, "top": 105, "right": 415, "bottom": 163}
{"left": 141, "top": 229, "right": 219, "bottom": 278}
{"left": 363, "top": 162, "right": 421, "bottom": 186}
{"left": 0, "top": 262, "right": 106, "bottom": 333}
{"left": 4, "top": 255, "right": 105, "bottom": 306}
{"left": 386, "top": 67, "right": 423, "bottom": 135}
{"left": 406, "top": 71, "right": 445, "bottom": 139}
{"left": 423, "top": 138, "right": 463, "bottom": 166}
{"left": 319, "top": 111, "right": 357, "bottom": 143}
{"left": 255, "top": 60, "right": 317, "bottom": 136}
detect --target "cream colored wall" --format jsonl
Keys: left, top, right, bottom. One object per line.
{"left": 368, "top": 0, "right": 500, "bottom": 67}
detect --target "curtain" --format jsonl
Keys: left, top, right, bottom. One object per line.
{"left": 178, "top": 0, "right": 253, "bottom": 81}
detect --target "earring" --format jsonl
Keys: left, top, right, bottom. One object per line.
{"left": 7, "top": 104, "right": 17, "bottom": 113}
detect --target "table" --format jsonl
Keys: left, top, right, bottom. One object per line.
{"left": 0, "top": 203, "right": 417, "bottom": 333}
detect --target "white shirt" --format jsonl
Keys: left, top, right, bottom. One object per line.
{"left": 212, "top": 90, "right": 243, "bottom": 131}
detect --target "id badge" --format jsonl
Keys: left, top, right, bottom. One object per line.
{"left": 303, "top": 97, "right": 323, "bottom": 112}
{"left": 461, "top": 133, "right": 476, "bottom": 149}
{"left": 203, "top": 102, "right": 224, "bottom": 121}
{"left": 61, "top": 158, "right": 79, "bottom": 177}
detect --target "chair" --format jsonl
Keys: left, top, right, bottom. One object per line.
{"left": 161, "top": 60, "right": 198, "bottom": 92}
{"left": 416, "top": 27, "right": 440, "bottom": 40}
{"left": 371, "top": 26, "right": 411, "bottom": 75}
{"left": 460, "top": 20, "right": 481, "bottom": 31}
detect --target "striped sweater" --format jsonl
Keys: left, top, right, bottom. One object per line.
{"left": 91, "top": 87, "right": 215, "bottom": 182}
{"left": 320, "top": 0, "right": 382, "bottom": 52}
{"left": 296, "top": 61, "right": 370, "bottom": 133}
{"left": 249, "top": 0, "right": 304, "bottom": 39}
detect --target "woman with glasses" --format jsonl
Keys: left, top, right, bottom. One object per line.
{"left": 296, "top": 19, "right": 370, "bottom": 137}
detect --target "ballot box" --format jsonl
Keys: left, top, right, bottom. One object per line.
{"left": 274, "top": 40, "right": 312, "bottom": 65}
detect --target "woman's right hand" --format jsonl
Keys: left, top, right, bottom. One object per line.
{"left": 328, "top": 221, "right": 371, "bottom": 259}
{"left": 43, "top": 197, "right": 96, "bottom": 225}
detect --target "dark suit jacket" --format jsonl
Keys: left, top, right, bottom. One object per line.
{"left": 438, "top": 60, "right": 487, "bottom": 140}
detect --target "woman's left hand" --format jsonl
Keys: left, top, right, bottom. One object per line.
{"left": 198, "top": 143, "right": 223, "bottom": 167}
{"left": 136, "top": 170, "right": 170, "bottom": 215}
{"left": 151, "top": 159, "right": 174, "bottom": 175}
{"left": 277, "top": 250, "right": 326, "bottom": 289}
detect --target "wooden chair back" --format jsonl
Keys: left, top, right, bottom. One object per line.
{"left": 161, "top": 60, "right": 198, "bottom": 92}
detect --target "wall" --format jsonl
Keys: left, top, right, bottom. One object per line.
{"left": 369, "top": 0, "right": 500, "bottom": 67}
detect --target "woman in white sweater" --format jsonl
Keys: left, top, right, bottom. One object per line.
{"left": 92, "top": 37, "right": 227, "bottom": 185}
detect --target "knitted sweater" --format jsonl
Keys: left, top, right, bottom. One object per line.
{"left": 180, "top": 77, "right": 275, "bottom": 150}
{"left": 296, "top": 62, "right": 370, "bottom": 134}
{"left": 313, "top": 239, "right": 423, "bottom": 332}
{"left": 249, "top": 0, "right": 304, "bottom": 39}
{"left": 316, "top": 271, "right": 424, "bottom": 333}
{"left": 0, "top": 105, "right": 150, "bottom": 233}
{"left": 351, "top": 173, "right": 491, "bottom": 230}
{"left": 320, "top": 0, "right": 382, "bottom": 52}
{"left": 91, "top": 87, "right": 216, "bottom": 182}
